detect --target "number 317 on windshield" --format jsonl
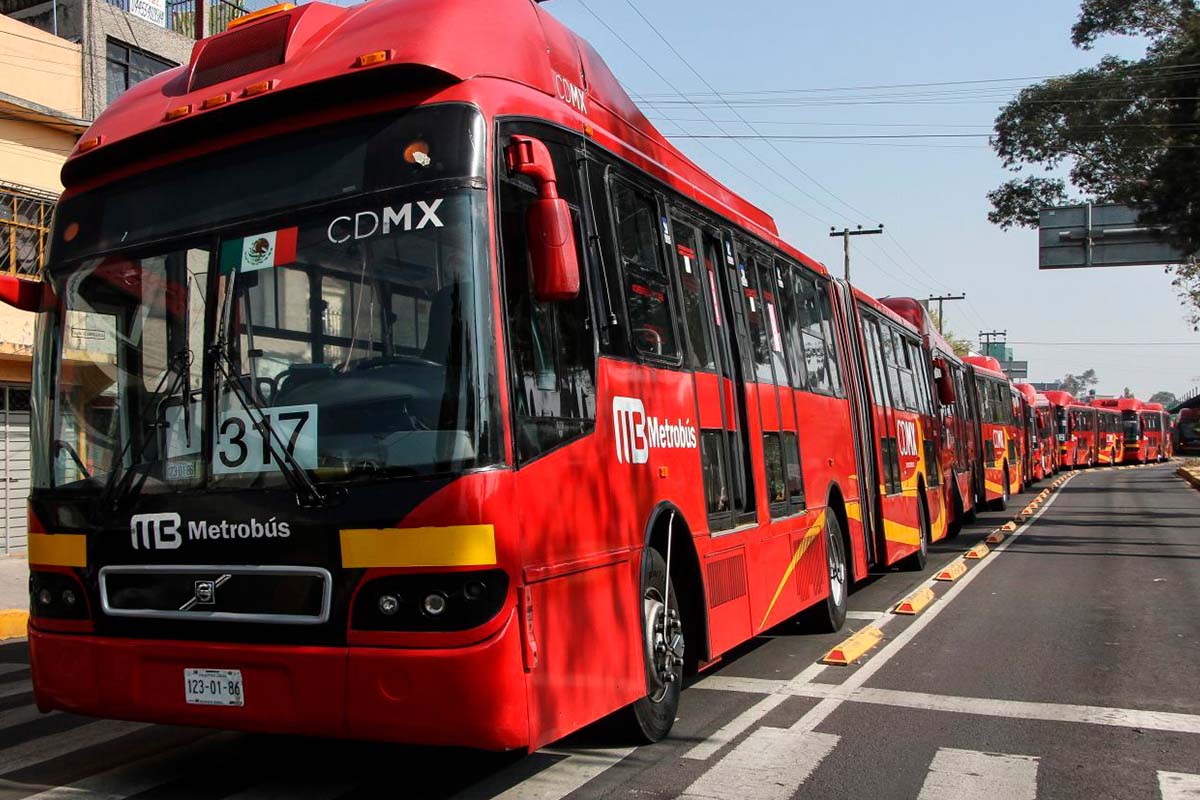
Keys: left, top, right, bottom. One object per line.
{"left": 213, "top": 404, "right": 318, "bottom": 475}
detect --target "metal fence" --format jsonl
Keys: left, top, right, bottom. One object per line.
{"left": 165, "top": 0, "right": 260, "bottom": 38}
{"left": 0, "top": 183, "right": 56, "bottom": 281}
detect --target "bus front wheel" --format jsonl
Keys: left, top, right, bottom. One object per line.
{"left": 622, "top": 548, "right": 683, "bottom": 743}
{"left": 808, "top": 511, "right": 848, "bottom": 632}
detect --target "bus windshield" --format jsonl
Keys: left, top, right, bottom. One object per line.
{"left": 1121, "top": 410, "right": 1140, "bottom": 443}
{"left": 34, "top": 106, "right": 501, "bottom": 495}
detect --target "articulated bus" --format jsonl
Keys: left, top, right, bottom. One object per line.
{"left": 1091, "top": 403, "right": 1123, "bottom": 465}
{"left": 1069, "top": 402, "right": 1099, "bottom": 468}
{"left": 962, "top": 355, "right": 1020, "bottom": 509}
{"left": 1139, "top": 402, "right": 1168, "bottom": 461}
{"left": 1013, "top": 383, "right": 1050, "bottom": 482}
{"left": 1044, "top": 390, "right": 1082, "bottom": 468}
{"left": 12, "top": 0, "right": 987, "bottom": 751}
{"left": 1093, "top": 397, "right": 1147, "bottom": 463}
{"left": 879, "top": 297, "right": 978, "bottom": 539}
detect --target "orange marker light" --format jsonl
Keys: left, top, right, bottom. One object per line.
{"left": 226, "top": 2, "right": 294, "bottom": 30}
{"left": 76, "top": 136, "right": 103, "bottom": 154}
{"left": 164, "top": 104, "right": 192, "bottom": 121}
{"left": 201, "top": 93, "right": 231, "bottom": 110}
{"left": 354, "top": 50, "right": 391, "bottom": 68}
{"left": 242, "top": 79, "right": 275, "bottom": 97}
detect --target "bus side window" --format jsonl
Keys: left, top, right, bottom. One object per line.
{"left": 777, "top": 262, "right": 807, "bottom": 390}
{"left": 609, "top": 177, "right": 680, "bottom": 362}
{"left": 740, "top": 253, "right": 774, "bottom": 383}
{"left": 817, "top": 285, "right": 844, "bottom": 397}
{"left": 794, "top": 274, "right": 832, "bottom": 394}
{"left": 498, "top": 127, "right": 597, "bottom": 463}
{"left": 669, "top": 222, "right": 716, "bottom": 372}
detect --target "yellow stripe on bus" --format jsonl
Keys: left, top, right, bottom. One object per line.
{"left": 883, "top": 518, "right": 922, "bottom": 547}
{"left": 339, "top": 525, "right": 496, "bottom": 568}
{"left": 28, "top": 533, "right": 87, "bottom": 567}
{"left": 845, "top": 501, "right": 862, "bottom": 522}
{"left": 984, "top": 480, "right": 1004, "bottom": 496}
{"left": 758, "top": 511, "right": 825, "bottom": 630}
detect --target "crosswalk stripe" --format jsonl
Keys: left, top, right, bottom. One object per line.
{"left": 916, "top": 748, "right": 1038, "bottom": 800}
{"left": 0, "top": 703, "right": 55, "bottom": 732}
{"left": 679, "top": 728, "right": 838, "bottom": 800}
{"left": 486, "top": 747, "right": 635, "bottom": 800}
{"left": 0, "top": 720, "right": 148, "bottom": 776}
{"left": 0, "top": 679, "right": 32, "bottom": 699}
{"left": 684, "top": 694, "right": 787, "bottom": 761}
{"left": 1159, "top": 771, "right": 1200, "bottom": 799}
{"left": 22, "top": 734, "right": 230, "bottom": 800}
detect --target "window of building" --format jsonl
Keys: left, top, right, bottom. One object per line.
{"left": 106, "top": 39, "right": 176, "bottom": 106}
{"left": 0, "top": 184, "right": 54, "bottom": 278}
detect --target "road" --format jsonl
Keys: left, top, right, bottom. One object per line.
{"left": 1, "top": 464, "right": 1197, "bottom": 799}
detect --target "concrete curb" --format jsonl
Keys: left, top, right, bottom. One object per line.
{"left": 1177, "top": 465, "right": 1200, "bottom": 491}
{"left": 0, "top": 609, "right": 28, "bottom": 641}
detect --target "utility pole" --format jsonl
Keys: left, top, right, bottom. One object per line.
{"left": 927, "top": 293, "right": 966, "bottom": 334}
{"left": 829, "top": 224, "right": 884, "bottom": 282}
{"left": 979, "top": 330, "right": 1007, "bottom": 358}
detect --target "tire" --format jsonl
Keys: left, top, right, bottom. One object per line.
{"left": 946, "top": 486, "right": 964, "bottom": 540}
{"left": 620, "top": 548, "right": 683, "bottom": 743}
{"left": 902, "top": 493, "right": 930, "bottom": 571}
{"left": 810, "top": 511, "right": 849, "bottom": 632}
{"left": 989, "top": 465, "right": 1010, "bottom": 511}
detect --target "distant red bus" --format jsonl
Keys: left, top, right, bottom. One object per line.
{"left": 1139, "top": 402, "right": 1168, "bottom": 461}
{"left": 1014, "top": 383, "right": 1053, "bottom": 481}
{"left": 1090, "top": 403, "right": 1123, "bottom": 465}
{"left": 1092, "top": 397, "right": 1147, "bottom": 463}
{"left": 1043, "top": 391, "right": 1081, "bottom": 468}
{"left": 963, "top": 355, "right": 1020, "bottom": 509}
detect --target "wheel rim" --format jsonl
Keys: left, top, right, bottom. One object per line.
{"left": 919, "top": 508, "right": 929, "bottom": 556}
{"left": 642, "top": 585, "right": 683, "bottom": 703}
{"left": 827, "top": 524, "right": 847, "bottom": 607}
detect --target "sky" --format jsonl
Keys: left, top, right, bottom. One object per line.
{"left": 540, "top": 0, "right": 1200, "bottom": 401}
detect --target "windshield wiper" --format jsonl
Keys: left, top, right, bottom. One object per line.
{"left": 100, "top": 350, "right": 192, "bottom": 511}
{"left": 209, "top": 342, "right": 335, "bottom": 508}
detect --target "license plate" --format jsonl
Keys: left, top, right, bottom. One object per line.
{"left": 184, "top": 668, "right": 244, "bottom": 707}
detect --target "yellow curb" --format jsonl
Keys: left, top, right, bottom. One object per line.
{"left": 894, "top": 586, "right": 936, "bottom": 615}
{"left": 1177, "top": 466, "right": 1200, "bottom": 491}
{"left": 1001, "top": 521, "right": 1018, "bottom": 532}
{"left": 822, "top": 625, "right": 884, "bottom": 665}
{"left": 985, "top": 529, "right": 1006, "bottom": 544}
{"left": 935, "top": 559, "right": 968, "bottom": 582}
{"left": 0, "top": 609, "right": 28, "bottom": 640}
{"left": 965, "top": 543, "right": 990, "bottom": 560}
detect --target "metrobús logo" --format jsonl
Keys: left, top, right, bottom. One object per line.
{"left": 130, "top": 512, "right": 290, "bottom": 551}
{"left": 612, "top": 396, "right": 698, "bottom": 465}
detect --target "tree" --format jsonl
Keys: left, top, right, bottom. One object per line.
{"left": 1123, "top": 386, "right": 1135, "bottom": 398}
{"left": 928, "top": 311, "right": 972, "bottom": 357}
{"left": 1149, "top": 390, "right": 1180, "bottom": 405}
{"left": 987, "top": 0, "right": 1200, "bottom": 328}
{"left": 1058, "top": 369, "right": 1100, "bottom": 395}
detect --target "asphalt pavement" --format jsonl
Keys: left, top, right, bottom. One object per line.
{"left": 0, "top": 463, "right": 1196, "bottom": 799}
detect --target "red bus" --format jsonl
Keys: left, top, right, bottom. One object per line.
{"left": 1043, "top": 390, "right": 1081, "bottom": 468}
{"left": 1014, "top": 383, "right": 1052, "bottom": 482}
{"left": 1092, "top": 397, "right": 1147, "bottom": 463}
{"left": 878, "top": 298, "right": 978, "bottom": 539}
{"left": 14, "top": 0, "right": 977, "bottom": 751}
{"left": 1090, "top": 403, "right": 1123, "bottom": 465}
{"left": 963, "top": 355, "right": 1021, "bottom": 509}
{"left": 1139, "top": 402, "right": 1168, "bottom": 461}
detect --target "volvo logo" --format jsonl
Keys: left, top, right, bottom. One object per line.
{"left": 180, "top": 574, "right": 231, "bottom": 611}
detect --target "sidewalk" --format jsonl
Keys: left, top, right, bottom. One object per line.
{"left": 0, "top": 554, "right": 27, "bottom": 610}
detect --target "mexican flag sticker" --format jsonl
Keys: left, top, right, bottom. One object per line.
{"left": 220, "top": 227, "right": 298, "bottom": 274}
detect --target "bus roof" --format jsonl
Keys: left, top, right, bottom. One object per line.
{"left": 61, "top": 0, "right": 833, "bottom": 275}
{"left": 963, "top": 354, "right": 1006, "bottom": 380}
{"left": 1091, "top": 397, "right": 1141, "bottom": 411}
{"left": 1042, "top": 390, "right": 1075, "bottom": 408}
{"left": 852, "top": 289, "right": 922, "bottom": 335}
{"left": 1142, "top": 402, "right": 1165, "bottom": 411}
{"left": 876, "top": 297, "right": 962, "bottom": 360}
{"left": 1013, "top": 382, "right": 1038, "bottom": 405}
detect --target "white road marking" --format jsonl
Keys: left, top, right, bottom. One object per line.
{"left": 788, "top": 474, "right": 1077, "bottom": 736}
{"left": 488, "top": 747, "right": 634, "bottom": 800}
{"left": 679, "top": 729, "right": 838, "bottom": 800}
{"left": 916, "top": 748, "right": 1038, "bottom": 800}
{"left": 1159, "top": 770, "right": 1200, "bottom": 799}
{"left": 0, "top": 679, "right": 32, "bottom": 699}
{"left": 845, "top": 610, "right": 885, "bottom": 620}
{"left": 0, "top": 703, "right": 54, "bottom": 731}
{"left": 0, "top": 720, "right": 147, "bottom": 776}
{"left": 684, "top": 694, "right": 787, "bottom": 761}
{"left": 22, "top": 734, "right": 228, "bottom": 800}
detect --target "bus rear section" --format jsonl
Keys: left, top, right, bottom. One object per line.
{"left": 963, "top": 356, "right": 1019, "bottom": 510}
{"left": 1139, "top": 403, "right": 1167, "bottom": 461}
{"left": 1092, "top": 406, "right": 1123, "bottom": 465}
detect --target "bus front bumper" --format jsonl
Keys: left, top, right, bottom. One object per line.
{"left": 27, "top": 611, "right": 528, "bottom": 751}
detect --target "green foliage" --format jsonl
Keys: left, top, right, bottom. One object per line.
{"left": 928, "top": 311, "right": 973, "bottom": 356}
{"left": 988, "top": 0, "right": 1200, "bottom": 321}
{"left": 1149, "top": 390, "right": 1180, "bottom": 405}
{"left": 1058, "top": 369, "right": 1100, "bottom": 395}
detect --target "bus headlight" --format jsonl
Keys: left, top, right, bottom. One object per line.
{"left": 29, "top": 572, "right": 89, "bottom": 620}
{"left": 352, "top": 569, "right": 508, "bottom": 632}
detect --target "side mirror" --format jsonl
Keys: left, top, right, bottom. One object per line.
{"left": 932, "top": 357, "right": 956, "bottom": 405}
{"left": 0, "top": 274, "right": 55, "bottom": 312}
{"left": 505, "top": 136, "right": 580, "bottom": 302}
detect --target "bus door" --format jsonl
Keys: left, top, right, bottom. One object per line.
{"left": 666, "top": 215, "right": 755, "bottom": 531}
{"left": 830, "top": 283, "right": 879, "bottom": 564}
{"left": 859, "top": 314, "right": 906, "bottom": 560}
